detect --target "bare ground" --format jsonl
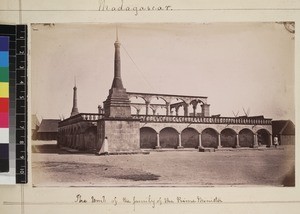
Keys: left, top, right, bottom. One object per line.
{"left": 31, "top": 141, "right": 295, "bottom": 187}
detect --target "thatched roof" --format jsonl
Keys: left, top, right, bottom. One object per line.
{"left": 272, "top": 120, "right": 295, "bottom": 135}
{"left": 37, "top": 119, "right": 61, "bottom": 133}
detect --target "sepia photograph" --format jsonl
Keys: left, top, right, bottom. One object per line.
{"left": 30, "top": 23, "right": 295, "bottom": 187}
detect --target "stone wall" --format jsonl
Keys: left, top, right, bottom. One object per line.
{"left": 58, "top": 121, "right": 97, "bottom": 151}
{"left": 59, "top": 115, "right": 273, "bottom": 151}
{"left": 98, "top": 119, "right": 140, "bottom": 152}
{"left": 83, "top": 126, "right": 97, "bottom": 151}
{"left": 280, "top": 135, "right": 295, "bottom": 145}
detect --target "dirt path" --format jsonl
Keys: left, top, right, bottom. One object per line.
{"left": 32, "top": 143, "right": 294, "bottom": 187}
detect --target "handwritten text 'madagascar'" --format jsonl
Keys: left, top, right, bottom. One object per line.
{"left": 99, "top": 0, "right": 172, "bottom": 16}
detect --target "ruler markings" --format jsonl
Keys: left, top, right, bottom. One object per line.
{"left": 1, "top": 24, "right": 28, "bottom": 183}
{"left": 15, "top": 25, "right": 27, "bottom": 183}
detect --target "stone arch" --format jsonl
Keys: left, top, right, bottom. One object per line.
{"left": 189, "top": 99, "right": 203, "bottom": 117}
{"left": 239, "top": 129, "right": 254, "bottom": 147}
{"left": 129, "top": 95, "right": 147, "bottom": 102}
{"left": 129, "top": 96, "right": 146, "bottom": 115}
{"left": 181, "top": 127, "right": 199, "bottom": 148}
{"left": 131, "top": 105, "right": 147, "bottom": 115}
{"left": 140, "top": 127, "right": 157, "bottom": 149}
{"left": 190, "top": 98, "right": 204, "bottom": 105}
{"left": 155, "top": 96, "right": 169, "bottom": 104}
{"left": 170, "top": 98, "right": 187, "bottom": 116}
{"left": 160, "top": 127, "right": 179, "bottom": 148}
{"left": 257, "top": 129, "right": 271, "bottom": 146}
{"left": 130, "top": 105, "right": 138, "bottom": 114}
{"left": 221, "top": 128, "right": 237, "bottom": 148}
{"left": 151, "top": 97, "right": 168, "bottom": 115}
{"left": 201, "top": 128, "right": 218, "bottom": 148}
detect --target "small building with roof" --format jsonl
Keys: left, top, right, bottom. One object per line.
{"left": 37, "top": 119, "right": 61, "bottom": 141}
{"left": 272, "top": 120, "right": 295, "bottom": 145}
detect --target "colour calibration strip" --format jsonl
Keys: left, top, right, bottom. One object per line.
{"left": 0, "top": 25, "right": 27, "bottom": 184}
{"left": 0, "top": 35, "right": 9, "bottom": 173}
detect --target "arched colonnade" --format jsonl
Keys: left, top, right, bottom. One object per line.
{"left": 140, "top": 127, "right": 272, "bottom": 149}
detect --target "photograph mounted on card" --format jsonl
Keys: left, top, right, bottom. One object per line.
{"left": 30, "top": 22, "right": 295, "bottom": 187}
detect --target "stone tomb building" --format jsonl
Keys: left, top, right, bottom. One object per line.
{"left": 57, "top": 37, "right": 273, "bottom": 153}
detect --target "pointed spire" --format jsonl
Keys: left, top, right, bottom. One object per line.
{"left": 116, "top": 26, "right": 119, "bottom": 42}
{"left": 111, "top": 27, "right": 124, "bottom": 89}
{"left": 71, "top": 78, "right": 79, "bottom": 117}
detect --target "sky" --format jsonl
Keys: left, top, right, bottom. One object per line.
{"left": 30, "top": 23, "right": 295, "bottom": 122}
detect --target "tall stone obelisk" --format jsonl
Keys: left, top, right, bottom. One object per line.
{"left": 98, "top": 30, "right": 140, "bottom": 153}
{"left": 103, "top": 32, "right": 131, "bottom": 118}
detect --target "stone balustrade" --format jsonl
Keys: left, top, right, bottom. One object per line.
{"left": 131, "top": 115, "right": 272, "bottom": 125}
{"left": 59, "top": 113, "right": 272, "bottom": 127}
{"left": 59, "top": 113, "right": 104, "bottom": 127}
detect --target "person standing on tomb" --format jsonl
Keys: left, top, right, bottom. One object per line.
{"left": 98, "top": 137, "right": 109, "bottom": 155}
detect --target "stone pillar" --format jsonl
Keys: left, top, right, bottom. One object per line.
{"left": 175, "top": 108, "right": 179, "bottom": 116}
{"left": 98, "top": 105, "right": 102, "bottom": 114}
{"left": 145, "top": 101, "right": 150, "bottom": 115}
{"left": 198, "top": 133, "right": 203, "bottom": 149}
{"left": 268, "top": 134, "right": 273, "bottom": 147}
{"left": 177, "top": 133, "right": 183, "bottom": 149}
{"left": 201, "top": 104, "right": 210, "bottom": 117}
{"left": 136, "top": 109, "right": 140, "bottom": 115}
{"left": 152, "top": 109, "right": 156, "bottom": 115}
{"left": 184, "top": 103, "right": 188, "bottom": 116}
{"left": 253, "top": 133, "right": 258, "bottom": 148}
{"left": 218, "top": 133, "right": 222, "bottom": 149}
{"left": 80, "top": 133, "right": 85, "bottom": 150}
{"left": 72, "top": 135, "right": 76, "bottom": 149}
{"left": 193, "top": 105, "right": 196, "bottom": 116}
{"left": 166, "top": 102, "right": 170, "bottom": 116}
{"left": 155, "top": 133, "right": 161, "bottom": 149}
{"left": 75, "top": 134, "right": 79, "bottom": 149}
{"left": 236, "top": 134, "right": 240, "bottom": 148}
